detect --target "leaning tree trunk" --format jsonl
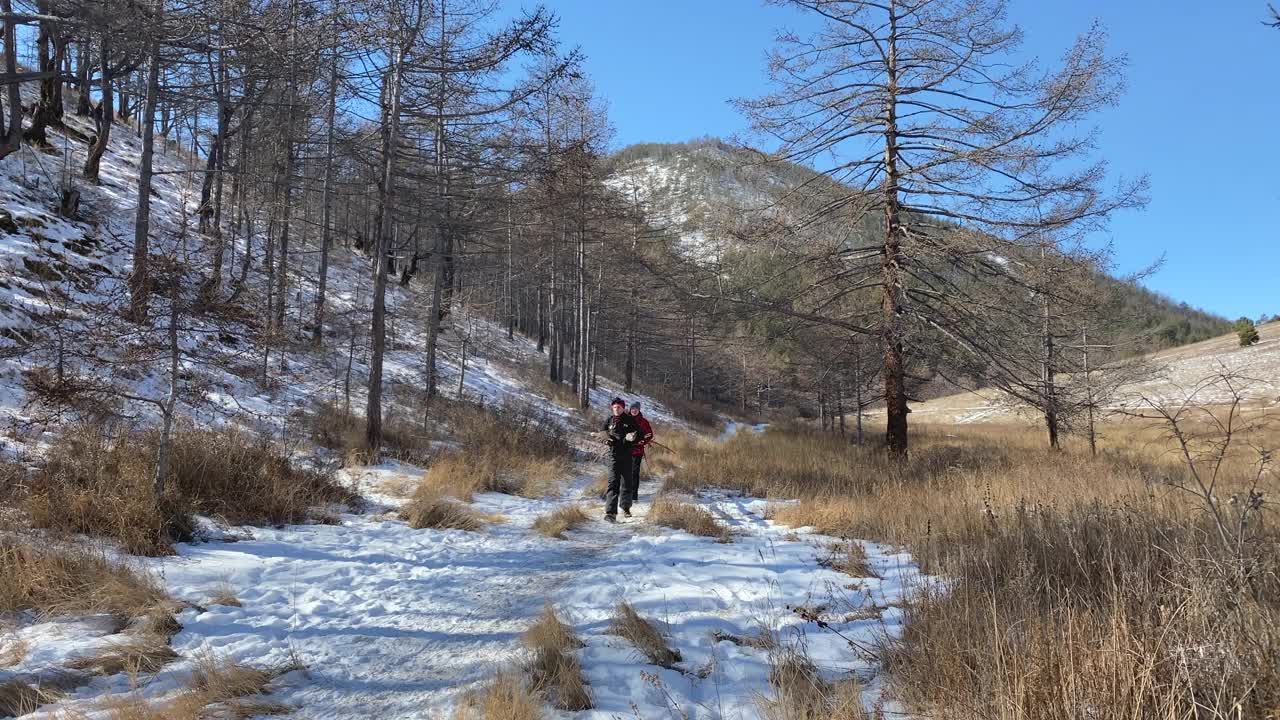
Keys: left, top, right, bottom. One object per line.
{"left": 83, "top": 6, "right": 113, "bottom": 182}
{"left": 128, "top": 0, "right": 161, "bottom": 321}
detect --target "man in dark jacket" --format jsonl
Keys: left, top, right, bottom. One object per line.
{"left": 625, "top": 402, "right": 654, "bottom": 516}
{"left": 601, "top": 397, "right": 641, "bottom": 522}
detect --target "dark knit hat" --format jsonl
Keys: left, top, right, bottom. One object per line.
{"left": 610, "top": 397, "right": 626, "bottom": 407}
{"left": 629, "top": 401, "right": 642, "bottom": 410}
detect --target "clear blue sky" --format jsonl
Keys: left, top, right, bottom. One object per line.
{"left": 538, "top": 0, "right": 1279, "bottom": 321}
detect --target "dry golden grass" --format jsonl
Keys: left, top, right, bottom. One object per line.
{"left": 712, "top": 627, "right": 776, "bottom": 650}
{"left": 0, "top": 679, "right": 58, "bottom": 717}
{"left": 643, "top": 429, "right": 707, "bottom": 477}
{"left": 648, "top": 497, "right": 731, "bottom": 543}
{"left": 679, "top": 419, "right": 1280, "bottom": 719}
{"left": 521, "top": 605, "right": 591, "bottom": 711}
{"left": 86, "top": 653, "right": 292, "bottom": 720}
{"left": 399, "top": 484, "right": 499, "bottom": 532}
{"left": 531, "top": 505, "right": 591, "bottom": 539}
{"left": 413, "top": 401, "right": 574, "bottom": 502}
{"left": 66, "top": 635, "right": 178, "bottom": 676}
{"left": 0, "top": 538, "right": 172, "bottom": 622}
{"left": 208, "top": 582, "right": 242, "bottom": 608}
{"left": 608, "top": 602, "right": 682, "bottom": 668}
{"left": 0, "top": 636, "right": 29, "bottom": 669}
{"left": 309, "top": 400, "right": 442, "bottom": 464}
{"left": 453, "top": 672, "right": 544, "bottom": 720}
{"left": 758, "top": 648, "right": 870, "bottom": 720}
{"left": 19, "top": 424, "right": 360, "bottom": 555}
{"left": 580, "top": 473, "right": 608, "bottom": 500}
{"left": 817, "top": 541, "right": 872, "bottom": 578}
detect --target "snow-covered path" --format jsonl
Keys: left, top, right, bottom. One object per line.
{"left": 22, "top": 458, "right": 921, "bottom": 720}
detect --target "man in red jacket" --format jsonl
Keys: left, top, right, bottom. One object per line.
{"left": 624, "top": 402, "right": 655, "bottom": 517}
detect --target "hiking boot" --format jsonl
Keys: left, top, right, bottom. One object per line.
{"left": 622, "top": 509, "right": 633, "bottom": 518}
{"left": 604, "top": 514, "right": 617, "bottom": 523}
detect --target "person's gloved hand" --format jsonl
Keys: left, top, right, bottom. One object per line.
{"left": 625, "top": 432, "right": 637, "bottom": 442}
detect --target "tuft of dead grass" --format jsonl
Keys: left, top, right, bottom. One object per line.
{"left": 522, "top": 605, "right": 591, "bottom": 711}
{"left": 817, "top": 541, "right": 872, "bottom": 578}
{"left": 414, "top": 401, "right": 573, "bottom": 502}
{"left": 66, "top": 635, "right": 178, "bottom": 676}
{"left": 89, "top": 653, "right": 292, "bottom": 720}
{"left": 0, "top": 637, "right": 29, "bottom": 669}
{"left": 580, "top": 473, "right": 608, "bottom": 500}
{"left": 531, "top": 505, "right": 590, "bottom": 539}
{"left": 208, "top": 582, "right": 242, "bottom": 608}
{"left": 19, "top": 423, "right": 360, "bottom": 555}
{"left": 453, "top": 672, "right": 544, "bottom": 720}
{"left": 760, "top": 649, "right": 867, "bottom": 720}
{"left": 648, "top": 497, "right": 731, "bottom": 542}
{"left": 0, "top": 679, "right": 59, "bottom": 717}
{"left": 608, "top": 602, "right": 682, "bottom": 668}
{"left": 0, "top": 538, "right": 171, "bottom": 622}
{"left": 399, "top": 484, "right": 497, "bottom": 532}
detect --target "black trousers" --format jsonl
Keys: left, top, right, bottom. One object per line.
{"left": 604, "top": 453, "right": 633, "bottom": 516}
{"left": 625, "top": 454, "right": 643, "bottom": 508}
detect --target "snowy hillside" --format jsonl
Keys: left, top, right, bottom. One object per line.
{"left": 1, "top": 112, "right": 924, "bottom": 718}
{"left": 604, "top": 139, "right": 821, "bottom": 261}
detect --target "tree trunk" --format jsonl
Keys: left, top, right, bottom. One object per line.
{"left": 154, "top": 241, "right": 181, "bottom": 500}
{"left": 313, "top": 15, "right": 339, "bottom": 348}
{"left": 74, "top": 39, "right": 91, "bottom": 116}
{"left": 837, "top": 383, "right": 846, "bottom": 436}
{"left": 83, "top": 7, "right": 112, "bottom": 182}
{"left": 880, "top": 4, "right": 908, "bottom": 458}
{"left": 1040, "top": 247, "right": 1060, "bottom": 449}
{"left": 274, "top": 0, "right": 299, "bottom": 334}
{"left": 24, "top": 1, "right": 67, "bottom": 146}
{"left": 1083, "top": 326, "right": 1096, "bottom": 456}
{"left": 0, "top": 0, "right": 23, "bottom": 160}
{"left": 366, "top": 50, "right": 402, "bottom": 452}
{"left": 128, "top": 4, "right": 160, "bottom": 321}
{"left": 687, "top": 313, "right": 696, "bottom": 402}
